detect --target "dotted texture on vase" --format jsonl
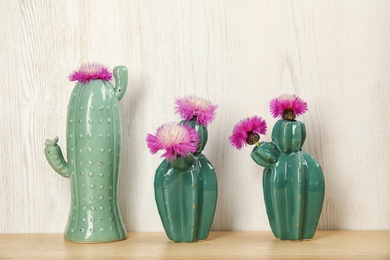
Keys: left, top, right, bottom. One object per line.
{"left": 44, "top": 66, "right": 127, "bottom": 243}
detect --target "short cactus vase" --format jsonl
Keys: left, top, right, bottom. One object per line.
{"left": 180, "top": 120, "right": 217, "bottom": 240}
{"left": 251, "top": 95, "right": 325, "bottom": 240}
{"left": 154, "top": 155, "right": 203, "bottom": 242}
{"left": 44, "top": 63, "right": 128, "bottom": 243}
{"left": 147, "top": 122, "right": 208, "bottom": 242}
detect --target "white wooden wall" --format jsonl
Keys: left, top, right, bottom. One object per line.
{"left": 1, "top": 0, "right": 389, "bottom": 233}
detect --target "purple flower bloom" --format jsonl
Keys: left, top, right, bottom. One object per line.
{"left": 229, "top": 116, "right": 267, "bottom": 149}
{"left": 146, "top": 123, "right": 200, "bottom": 161}
{"left": 175, "top": 96, "right": 217, "bottom": 126}
{"left": 270, "top": 94, "right": 308, "bottom": 120}
{"left": 69, "top": 63, "right": 112, "bottom": 83}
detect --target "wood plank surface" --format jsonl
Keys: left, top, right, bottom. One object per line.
{"left": 0, "top": 231, "right": 389, "bottom": 259}
{"left": 0, "top": 1, "right": 390, "bottom": 233}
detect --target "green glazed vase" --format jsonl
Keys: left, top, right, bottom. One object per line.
{"left": 181, "top": 120, "right": 218, "bottom": 240}
{"left": 154, "top": 121, "right": 217, "bottom": 242}
{"left": 44, "top": 66, "right": 128, "bottom": 243}
{"left": 251, "top": 120, "right": 325, "bottom": 240}
{"left": 154, "top": 156, "right": 202, "bottom": 242}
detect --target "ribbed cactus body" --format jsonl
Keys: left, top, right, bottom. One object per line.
{"left": 181, "top": 120, "right": 217, "bottom": 240}
{"left": 252, "top": 120, "right": 324, "bottom": 240}
{"left": 194, "top": 154, "right": 217, "bottom": 240}
{"left": 154, "top": 156, "right": 202, "bottom": 242}
{"left": 45, "top": 66, "right": 127, "bottom": 243}
{"left": 181, "top": 120, "right": 208, "bottom": 154}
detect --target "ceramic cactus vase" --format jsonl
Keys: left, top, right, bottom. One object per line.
{"left": 251, "top": 95, "right": 325, "bottom": 240}
{"left": 154, "top": 155, "right": 203, "bottom": 242}
{"left": 180, "top": 120, "right": 218, "bottom": 240}
{"left": 251, "top": 120, "right": 325, "bottom": 240}
{"left": 147, "top": 123, "right": 206, "bottom": 242}
{"left": 44, "top": 63, "right": 127, "bottom": 243}
{"left": 174, "top": 96, "right": 218, "bottom": 240}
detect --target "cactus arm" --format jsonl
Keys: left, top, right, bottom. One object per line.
{"left": 251, "top": 142, "right": 280, "bottom": 168}
{"left": 44, "top": 137, "right": 70, "bottom": 178}
{"left": 180, "top": 121, "right": 208, "bottom": 154}
{"left": 113, "top": 65, "right": 128, "bottom": 101}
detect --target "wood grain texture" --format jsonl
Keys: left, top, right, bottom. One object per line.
{"left": 0, "top": 0, "right": 389, "bottom": 233}
{"left": 0, "top": 231, "right": 390, "bottom": 259}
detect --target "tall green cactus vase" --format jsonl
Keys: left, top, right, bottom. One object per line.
{"left": 44, "top": 63, "right": 128, "bottom": 243}
{"left": 181, "top": 120, "right": 217, "bottom": 240}
{"left": 252, "top": 119, "right": 325, "bottom": 240}
{"left": 154, "top": 156, "right": 203, "bottom": 242}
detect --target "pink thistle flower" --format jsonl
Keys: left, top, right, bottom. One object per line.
{"left": 229, "top": 116, "right": 267, "bottom": 149}
{"left": 174, "top": 96, "right": 217, "bottom": 126}
{"left": 146, "top": 123, "right": 200, "bottom": 161}
{"left": 269, "top": 94, "right": 308, "bottom": 120}
{"left": 69, "top": 63, "right": 112, "bottom": 83}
